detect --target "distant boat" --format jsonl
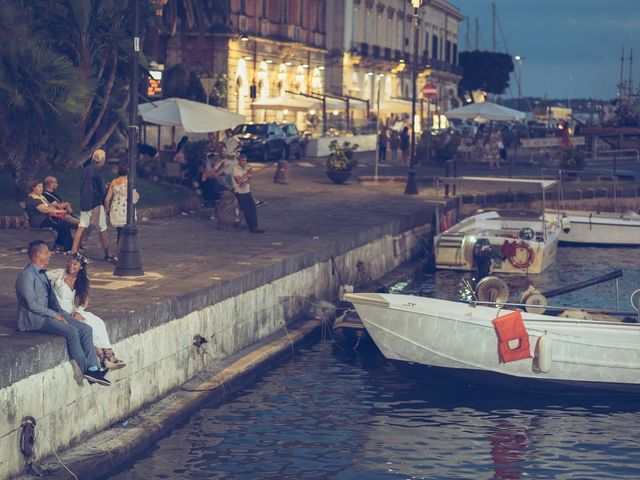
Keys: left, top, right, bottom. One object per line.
{"left": 345, "top": 292, "right": 640, "bottom": 393}
{"left": 435, "top": 210, "right": 560, "bottom": 274}
{"left": 545, "top": 210, "right": 640, "bottom": 246}
{"left": 331, "top": 309, "right": 372, "bottom": 350}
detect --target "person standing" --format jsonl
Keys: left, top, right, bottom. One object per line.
{"left": 223, "top": 128, "right": 240, "bottom": 157}
{"left": 105, "top": 164, "right": 139, "bottom": 250}
{"left": 15, "top": 240, "right": 109, "bottom": 386}
{"left": 377, "top": 127, "right": 388, "bottom": 163}
{"left": 70, "top": 149, "right": 115, "bottom": 262}
{"left": 389, "top": 129, "right": 400, "bottom": 164}
{"left": 400, "top": 126, "right": 410, "bottom": 166}
{"left": 232, "top": 154, "right": 265, "bottom": 233}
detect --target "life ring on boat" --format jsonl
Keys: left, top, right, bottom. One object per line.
{"left": 508, "top": 242, "right": 535, "bottom": 269}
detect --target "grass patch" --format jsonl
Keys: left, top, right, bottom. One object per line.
{"left": 0, "top": 166, "right": 193, "bottom": 216}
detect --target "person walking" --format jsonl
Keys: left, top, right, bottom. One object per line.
{"left": 70, "top": 149, "right": 115, "bottom": 262}
{"left": 15, "top": 240, "right": 109, "bottom": 386}
{"left": 232, "top": 154, "right": 265, "bottom": 233}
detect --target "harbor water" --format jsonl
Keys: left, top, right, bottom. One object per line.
{"left": 109, "top": 247, "right": 640, "bottom": 480}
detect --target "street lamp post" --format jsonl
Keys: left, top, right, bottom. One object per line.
{"left": 404, "top": 0, "right": 423, "bottom": 195}
{"left": 114, "top": 0, "right": 144, "bottom": 276}
{"left": 514, "top": 55, "right": 524, "bottom": 110}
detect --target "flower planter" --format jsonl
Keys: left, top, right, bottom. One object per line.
{"left": 326, "top": 169, "right": 352, "bottom": 184}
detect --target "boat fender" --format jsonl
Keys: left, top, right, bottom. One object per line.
{"left": 533, "top": 334, "right": 552, "bottom": 373}
{"left": 523, "top": 291, "right": 548, "bottom": 314}
{"left": 561, "top": 214, "right": 571, "bottom": 233}
{"left": 508, "top": 242, "right": 535, "bottom": 269}
{"left": 492, "top": 311, "right": 532, "bottom": 363}
{"left": 559, "top": 309, "right": 593, "bottom": 320}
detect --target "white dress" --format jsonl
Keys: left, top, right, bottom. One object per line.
{"left": 47, "top": 269, "right": 112, "bottom": 349}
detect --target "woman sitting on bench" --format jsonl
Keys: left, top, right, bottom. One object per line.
{"left": 25, "top": 179, "right": 73, "bottom": 252}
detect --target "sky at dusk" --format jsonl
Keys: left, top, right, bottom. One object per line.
{"left": 452, "top": 0, "right": 640, "bottom": 100}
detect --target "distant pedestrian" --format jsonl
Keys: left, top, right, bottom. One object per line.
{"left": 389, "top": 130, "right": 400, "bottom": 163}
{"left": 223, "top": 128, "right": 240, "bottom": 157}
{"left": 400, "top": 126, "right": 410, "bottom": 166}
{"left": 71, "top": 149, "right": 115, "bottom": 262}
{"left": 377, "top": 127, "right": 388, "bottom": 163}
{"left": 232, "top": 154, "right": 265, "bottom": 234}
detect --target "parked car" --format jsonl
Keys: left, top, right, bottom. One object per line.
{"left": 277, "top": 123, "right": 302, "bottom": 159}
{"left": 232, "top": 123, "right": 286, "bottom": 161}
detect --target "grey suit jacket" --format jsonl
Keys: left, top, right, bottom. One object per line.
{"left": 15, "top": 263, "right": 63, "bottom": 331}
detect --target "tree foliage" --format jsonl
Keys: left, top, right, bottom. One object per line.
{"left": 459, "top": 51, "right": 514, "bottom": 96}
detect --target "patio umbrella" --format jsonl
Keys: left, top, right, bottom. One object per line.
{"left": 444, "top": 101, "right": 525, "bottom": 122}
{"left": 376, "top": 98, "right": 413, "bottom": 113}
{"left": 251, "top": 94, "right": 318, "bottom": 111}
{"left": 138, "top": 97, "right": 245, "bottom": 133}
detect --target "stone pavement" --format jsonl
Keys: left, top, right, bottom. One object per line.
{"left": 0, "top": 156, "right": 435, "bottom": 389}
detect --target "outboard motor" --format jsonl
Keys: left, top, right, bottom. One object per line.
{"left": 472, "top": 238, "right": 493, "bottom": 279}
{"left": 561, "top": 214, "right": 571, "bottom": 233}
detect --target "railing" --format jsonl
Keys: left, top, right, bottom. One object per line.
{"left": 590, "top": 149, "right": 640, "bottom": 163}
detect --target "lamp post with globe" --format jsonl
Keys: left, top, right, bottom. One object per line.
{"left": 404, "top": 0, "right": 424, "bottom": 195}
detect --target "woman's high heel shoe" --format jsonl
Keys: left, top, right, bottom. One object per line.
{"left": 101, "top": 349, "right": 127, "bottom": 370}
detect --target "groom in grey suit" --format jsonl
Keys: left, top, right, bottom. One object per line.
{"left": 16, "top": 240, "right": 110, "bottom": 386}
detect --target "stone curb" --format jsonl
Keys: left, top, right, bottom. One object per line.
{"left": 33, "top": 318, "right": 323, "bottom": 480}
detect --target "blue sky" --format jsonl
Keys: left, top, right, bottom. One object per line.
{"left": 452, "top": 0, "right": 640, "bottom": 99}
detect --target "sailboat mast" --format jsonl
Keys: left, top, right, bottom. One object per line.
{"left": 619, "top": 47, "right": 625, "bottom": 96}
{"left": 628, "top": 49, "right": 634, "bottom": 96}
{"left": 492, "top": 2, "right": 496, "bottom": 52}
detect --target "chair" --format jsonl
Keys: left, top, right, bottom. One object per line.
{"left": 24, "top": 212, "right": 58, "bottom": 249}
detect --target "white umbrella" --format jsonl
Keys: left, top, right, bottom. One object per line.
{"left": 376, "top": 98, "right": 414, "bottom": 113}
{"left": 445, "top": 101, "right": 525, "bottom": 122}
{"left": 138, "top": 97, "right": 245, "bottom": 133}
{"left": 251, "top": 94, "right": 317, "bottom": 112}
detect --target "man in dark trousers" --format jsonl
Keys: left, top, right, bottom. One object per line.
{"left": 70, "top": 149, "right": 115, "bottom": 262}
{"left": 15, "top": 240, "right": 110, "bottom": 386}
{"left": 232, "top": 154, "right": 265, "bottom": 233}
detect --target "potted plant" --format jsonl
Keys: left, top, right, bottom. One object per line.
{"left": 325, "top": 140, "right": 359, "bottom": 184}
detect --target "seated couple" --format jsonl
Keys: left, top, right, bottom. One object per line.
{"left": 16, "top": 241, "right": 125, "bottom": 387}
{"left": 25, "top": 177, "right": 78, "bottom": 253}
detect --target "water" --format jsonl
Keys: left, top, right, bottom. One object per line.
{"left": 109, "top": 247, "right": 640, "bottom": 480}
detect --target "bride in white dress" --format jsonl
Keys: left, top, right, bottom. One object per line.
{"left": 47, "top": 253, "right": 126, "bottom": 370}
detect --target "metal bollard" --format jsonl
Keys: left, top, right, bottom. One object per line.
{"left": 273, "top": 160, "right": 289, "bottom": 184}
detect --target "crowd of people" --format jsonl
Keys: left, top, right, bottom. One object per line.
{"left": 375, "top": 117, "right": 412, "bottom": 166}
{"left": 25, "top": 149, "right": 136, "bottom": 259}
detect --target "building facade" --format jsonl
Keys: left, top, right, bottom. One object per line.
{"left": 164, "top": 0, "right": 327, "bottom": 123}
{"left": 325, "top": 0, "right": 463, "bottom": 123}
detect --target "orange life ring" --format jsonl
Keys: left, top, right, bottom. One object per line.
{"left": 508, "top": 241, "right": 535, "bottom": 269}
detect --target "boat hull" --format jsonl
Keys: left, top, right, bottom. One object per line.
{"left": 345, "top": 293, "right": 640, "bottom": 393}
{"left": 546, "top": 211, "right": 640, "bottom": 246}
{"left": 435, "top": 211, "right": 560, "bottom": 274}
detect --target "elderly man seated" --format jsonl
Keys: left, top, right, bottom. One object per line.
{"left": 42, "top": 176, "right": 79, "bottom": 227}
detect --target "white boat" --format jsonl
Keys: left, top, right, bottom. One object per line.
{"left": 344, "top": 292, "right": 640, "bottom": 393}
{"left": 545, "top": 209, "right": 640, "bottom": 246}
{"left": 435, "top": 210, "right": 560, "bottom": 274}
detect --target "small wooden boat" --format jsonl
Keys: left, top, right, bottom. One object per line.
{"left": 345, "top": 292, "right": 640, "bottom": 393}
{"left": 545, "top": 209, "right": 640, "bottom": 246}
{"left": 435, "top": 210, "right": 560, "bottom": 274}
{"left": 331, "top": 309, "right": 371, "bottom": 350}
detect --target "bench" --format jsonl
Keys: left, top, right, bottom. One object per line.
{"left": 24, "top": 212, "right": 58, "bottom": 249}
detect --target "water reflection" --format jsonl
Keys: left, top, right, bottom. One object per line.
{"left": 109, "top": 247, "right": 640, "bottom": 480}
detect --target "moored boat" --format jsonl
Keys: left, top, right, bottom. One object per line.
{"left": 344, "top": 292, "right": 640, "bottom": 393}
{"left": 435, "top": 210, "right": 560, "bottom": 274}
{"left": 545, "top": 209, "right": 640, "bottom": 246}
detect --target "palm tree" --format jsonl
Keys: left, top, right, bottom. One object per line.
{"left": 0, "top": 2, "right": 87, "bottom": 191}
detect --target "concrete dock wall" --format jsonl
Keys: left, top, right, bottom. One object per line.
{"left": 1, "top": 221, "right": 430, "bottom": 479}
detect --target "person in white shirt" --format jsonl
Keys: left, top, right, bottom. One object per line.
{"left": 223, "top": 128, "right": 240, "bottom": 157}
{"left": 232, "top": 154, "right": 264, "bottom": 233}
